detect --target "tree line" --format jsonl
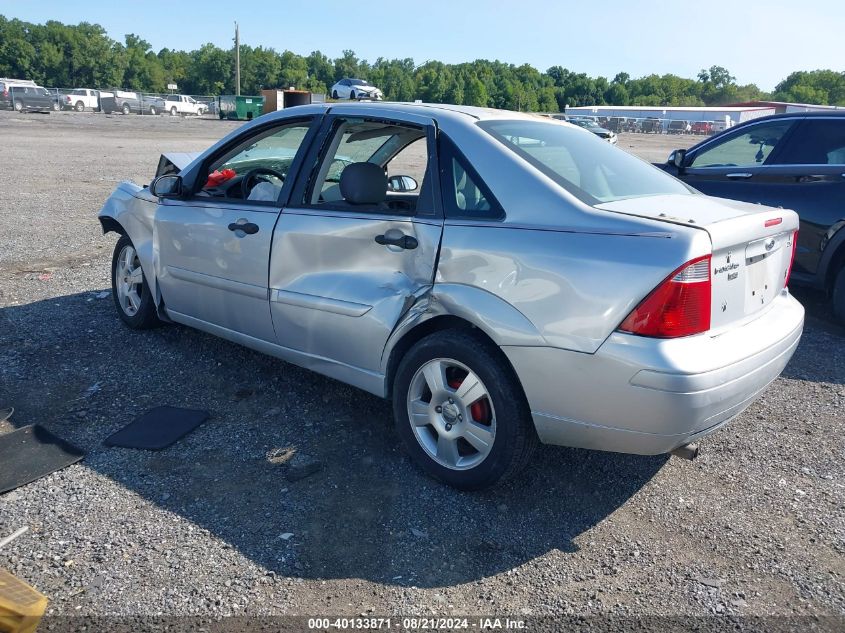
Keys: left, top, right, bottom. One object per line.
{"left": 1, "top": 16, "right": 844, "bottom": 110}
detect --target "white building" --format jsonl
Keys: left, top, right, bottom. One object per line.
{"left": 563, "top": 104, "right": 775, "bottom": 125}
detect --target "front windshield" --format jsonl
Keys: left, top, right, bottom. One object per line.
{"left": 479, "top": 119, "right": 693, "bottom": 204}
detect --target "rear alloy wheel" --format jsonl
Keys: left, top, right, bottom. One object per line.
{"left": 13, "top": 100, "right": 22, "bottom": 112}
{"left": 75, "top": 101, "right": 84, "bottom": 112}
{"left": 52, "top": 101, "right": 60, "bottom": 111}
{"left": 121, "top": 102, "right": 130, "bottom": 115}
{"left": 833, "top": 266, "right": 845, "bottom": 326}
{"left": 171, "top": 106, "right": 178, "bottom": 116}
{"left": 111, "top": 235, "right": 161, "bottom": 329}
{"left": 393, "top": 330, "right": 537, "bottom": 490}
{"left": 149, "top": 105, "right": 157, "bottom": 115}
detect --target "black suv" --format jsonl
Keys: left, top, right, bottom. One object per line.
{"left": 662, "top": 112, "right": 845, "bottom": 323}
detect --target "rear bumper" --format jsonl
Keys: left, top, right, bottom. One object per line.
{"left": 503, "top": 292, "right": 804, "bottom": 455}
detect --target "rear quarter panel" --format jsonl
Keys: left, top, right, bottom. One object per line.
{"left": 437, "top": 223, "right": 712, "bottom": 353}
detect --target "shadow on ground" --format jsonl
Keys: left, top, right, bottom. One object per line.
{"left": 11, "top": 287, "right": 810, "bottom": 587}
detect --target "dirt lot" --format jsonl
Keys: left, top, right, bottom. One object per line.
{"left": 0, "top": 111, "right": 843, "bottom": 630}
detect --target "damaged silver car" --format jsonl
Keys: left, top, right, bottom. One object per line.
{"left": 99, "top": 103, "right": 804, "bottom": 489}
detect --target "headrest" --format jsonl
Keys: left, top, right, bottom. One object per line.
{"left": 339, "top": 162, "right": 387, "bottom": 205}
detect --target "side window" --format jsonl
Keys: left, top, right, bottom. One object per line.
{"left": 439, "top": 134, "right": 503, "bottom": 220}
{"left": 197, "top": 119, "right": 313, "bottom": 203}
{"left": 776, "top": 119, "right": 845, "bottom": 165}
{"left": 690, "top": 120, "right": 794, "bottom": 168}
{"left": 304, "top": 117, "right": 430, "bottom": 215}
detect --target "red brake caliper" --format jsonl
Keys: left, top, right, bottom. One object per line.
{"left": 448, "top": 377, "right": 490, "bottom": 423}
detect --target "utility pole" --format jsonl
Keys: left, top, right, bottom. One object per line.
{"left": 234, "top": 21, "right": 240, "bottom": 96}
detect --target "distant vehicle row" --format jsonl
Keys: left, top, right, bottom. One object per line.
{"left": 565, "top": 115, "right": 725, "bottom": 135}
{"left": 0, "top": 79, "right": 210, "bottom": 116}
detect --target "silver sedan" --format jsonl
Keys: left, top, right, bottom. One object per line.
{"left": 99, "top": 102, "right": 804, "bottom": 489}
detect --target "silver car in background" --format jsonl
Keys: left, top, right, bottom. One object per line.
{"left": 99, "top": 103, "right": 804, "bottom": 489}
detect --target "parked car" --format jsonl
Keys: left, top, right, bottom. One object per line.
{"left": 0, "top": 80, "right": 59, "bottom": 112}
{"left": 330, "top": 78, "right": 383, "bottom": 100}
{"left": 100, "top": 90, "right": 165, "bottom": 115}
{"left": 605, "top": 117, "right": 627, "bottom": 133}
{"left": 667, "top": 120, "right": 691, "bottom": 134}
{"left": 566, "top": 117, "right": 618, "bottom": 144}
{"left": 98, "top": 102, "right": 803, "bottom": 489}
{"left": 164, "top": 94, "right": 205, "bottom": 116}
{"left": 661, "top": 111, "right": 845, "bottom": 323}
{"left": 640, "top": 117, "right": 663, "bottom": 134}
{"left": 63, "top": 88, "right": 99, "bottom": 112}
{"left": 691, "top": 121, "right": 714, "bottom": 135}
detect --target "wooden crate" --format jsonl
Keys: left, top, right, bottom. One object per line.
{"left": 0, "top": 569, "right": 48, "bottom": 633}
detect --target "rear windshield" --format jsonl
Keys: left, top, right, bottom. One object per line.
{"left": 479, "top": 119, "right": 692, "bottom": 204}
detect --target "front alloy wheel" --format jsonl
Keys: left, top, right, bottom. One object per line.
{"left": 111, "top": 235, "right": 161, "bottom": 329}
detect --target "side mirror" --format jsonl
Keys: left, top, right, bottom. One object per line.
{"left": 388, "top": 175, "right": 418, "bottom": 192}
{"left": 669, "top": 148, "right": 687, "bottom": 172}
{"left": 150, "top": 174, "right": 183, "bottom": 198}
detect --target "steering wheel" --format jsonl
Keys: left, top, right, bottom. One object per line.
{"left": 241, "top": 167, "right": 286, "bottom": 199}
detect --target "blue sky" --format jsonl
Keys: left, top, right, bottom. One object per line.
{"left": 1, "top": 0, "right": 842, "bottom": 91}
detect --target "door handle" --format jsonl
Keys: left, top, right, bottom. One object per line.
{"left": 726, "top": 172, "right": 753, "bottom": 179}
{"left": 375, "top": 233, "right": 418, "bottom": 249}
{"left": 228, "top": 221, "right": 259, "bottom": 235}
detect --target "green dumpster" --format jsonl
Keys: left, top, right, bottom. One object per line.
{"left": 218, "top": 95, "right": 264, "bottom": 121}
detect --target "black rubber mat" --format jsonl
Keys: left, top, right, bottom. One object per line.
{"left": 0, "top": 425, "right": 85, "bottom": 494}
{"left": 104, "top": 406, "right": 209, "bottom": 450}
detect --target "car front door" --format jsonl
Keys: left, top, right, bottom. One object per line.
{"left": 268, "top": 109, "right": 443, "bottom": 378}
{"left": 153, "top": 116, "right": 321, "bottom": 341}
{"left": 676, "top": 118, "right": 798, "bottom": 203}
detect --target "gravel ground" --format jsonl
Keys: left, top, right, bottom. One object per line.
{"left": 0, "top": 111, "right": 843, "bottom": 631}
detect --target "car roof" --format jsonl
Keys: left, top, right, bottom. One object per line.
{"left": 263, "top": 101, "right": 543, "bottom": 126}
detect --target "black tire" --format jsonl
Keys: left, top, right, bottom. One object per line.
{"left": 111, "top": 235, "right": 161, "bottom": 330}
{"left": 13, "top": 100, "right": 23, "bottom": 112}
{"left": 121, "top": 102, "right": 131, "bottom": 115}
{"left": 75, "top": 101, "right": 84, "bottom": 112}
{"left": 52, "top": 101, "right": 60, "bottom": 111}
{"left": 350, "top": 90, "right": 356, "bottom": 100}
{"left": 833, "top": 266, "right": 845, "bottom": 326}
{"left": 332, "top": 90, "right": 338, "bottom": 99}
{"left": 170, "top": 106, "right": 178, "bottom": 116}
{"left": 392, "top": 330, "right": 538, "bottom": 490}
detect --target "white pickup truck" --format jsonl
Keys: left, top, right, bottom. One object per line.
{"left": 63, "top": 88, "right": 99, "bottom": 112}
{"left": 164, "top": 94, "right": 205, "bottom": 116}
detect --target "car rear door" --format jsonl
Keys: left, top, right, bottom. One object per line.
{"left": 268, "top": 109, "right": 443, "bottom": 376}
{"left": 153, "top": 115, "right": 321, "bottom": 342}
{"left": 680, "top": 117, "right": 845, "bottom": 279}
{"left": 757, "top": 117, "right": 845, "bottom": 277}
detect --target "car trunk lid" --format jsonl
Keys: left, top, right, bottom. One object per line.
{"left": 596, "top": 193, "right": 799, "bottom": 331}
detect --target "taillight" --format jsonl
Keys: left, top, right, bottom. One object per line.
{"left": 785, "top": 230, "right": 798, "bottom": 288}
{"left": 618, "top": 255, "right": 712, "bottom": 338}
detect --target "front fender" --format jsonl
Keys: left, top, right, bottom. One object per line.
{"left": 98, "top": 181, "right": 159, "bottom": 303}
